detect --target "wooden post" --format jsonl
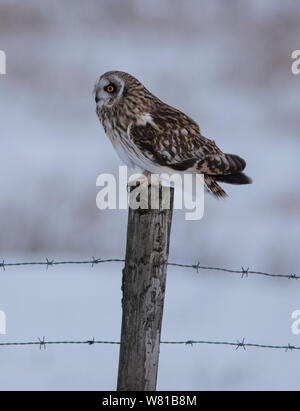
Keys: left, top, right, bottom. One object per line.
{"left": 117, "top": 184, "right": 174, "bottom": 391}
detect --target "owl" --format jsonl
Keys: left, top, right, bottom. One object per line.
{"left": 95, "top": 71, "right": 252, "bottom": 198}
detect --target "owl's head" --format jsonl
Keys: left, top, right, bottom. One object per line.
{"left": 94, "top": 71, "right": 125, "bottom": 107}
{"left": 94, "top": 71, "right": 151, "bottom": 109}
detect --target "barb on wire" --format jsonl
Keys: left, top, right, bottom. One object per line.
{"left": 38, "top": 336, "right": 46, "bottom": 350}
{"left": 0, "top": 257, "right": 298, "bottom": 281}
{"left": 0, "top": 338, "right": 299, "bottom": 352}
{"left": 241, "top": 267, "right": 249, "bottom": 279}
{"left": 235, "top": 338, "right": 246, "bottom": 350}
{"left": 285, "top": 344, "right": 295, "bottom": 352}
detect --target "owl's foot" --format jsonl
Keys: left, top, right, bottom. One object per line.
{"left": 127, "top": 174, "right": 148, "bottom": 192}
{"left": 127, "top": 173, "right": 160, "bottom": 192}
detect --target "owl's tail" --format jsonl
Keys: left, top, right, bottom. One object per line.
{"left": 204, "top": 153, "right": 252, "bottom": 199}
{"left": 204, "top": 176, "right": 228, "bottom": 199}
{"left": 214, "top": 171, "right": 252, "bottom": 185}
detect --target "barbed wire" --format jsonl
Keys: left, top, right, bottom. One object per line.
{"left": 0, "top": 259, "right": 299, "bottom": 355}
{"left": 0, "top": 337, "right": 299, "bottom": 352}
{"left": 0, "top": 257, "right": 298, "bottom": 280}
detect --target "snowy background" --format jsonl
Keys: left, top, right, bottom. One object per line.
{"left": 0, "top": 0, "right": 300, "bottom": 390}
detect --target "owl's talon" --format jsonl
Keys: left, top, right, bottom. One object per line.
{"left": 127, "top": 173, "right": 161, "bottom": 193}
{"left": 127, "top": 175, "right": 148, "bottom": 192}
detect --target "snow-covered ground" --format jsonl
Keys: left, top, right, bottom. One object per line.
{"left": 0, "top": 0, "right": 299, "bottom": 390}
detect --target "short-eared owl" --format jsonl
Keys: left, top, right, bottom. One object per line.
{"left": 95, "top": 71, "right": 252, "bottom": 198}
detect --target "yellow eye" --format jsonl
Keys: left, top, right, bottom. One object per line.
{"left": 106, "top": 84, "right": 115, "bottom": 93}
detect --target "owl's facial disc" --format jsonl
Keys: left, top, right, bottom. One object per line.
{"left": 95, "top": 75, "right": 124, "bottom": 107}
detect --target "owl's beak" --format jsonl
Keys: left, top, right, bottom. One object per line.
{"left": 95, "top": 94, "right": 100, "bottom": 103}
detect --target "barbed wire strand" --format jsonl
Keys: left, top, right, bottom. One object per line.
{"left": 0, "top": 258, "right": 298, "bottom": 280}
{"left": 0, "top": 338, "right": 298, "bottom": 352}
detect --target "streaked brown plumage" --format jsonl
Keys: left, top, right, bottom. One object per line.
{"left": 95, "top": 71, "right": 252, "bottom": 198}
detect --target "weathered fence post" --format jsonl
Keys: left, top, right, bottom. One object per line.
{"left": 117, "top": 184, "right": 174, "bottom": 391}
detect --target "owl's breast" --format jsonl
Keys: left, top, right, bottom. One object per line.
{"left": 99, "top": 112, "right": 160, "bottom": 172}
{"left": 101, "top": 117, "right": 136, "bottom": 168}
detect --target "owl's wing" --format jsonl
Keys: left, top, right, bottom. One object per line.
{"left": 129, "top": 108, "right": 246, "bottom": 176}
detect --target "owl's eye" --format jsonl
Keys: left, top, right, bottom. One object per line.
{"left": 105, "top": 84, "right": 115, "bottom": 93}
